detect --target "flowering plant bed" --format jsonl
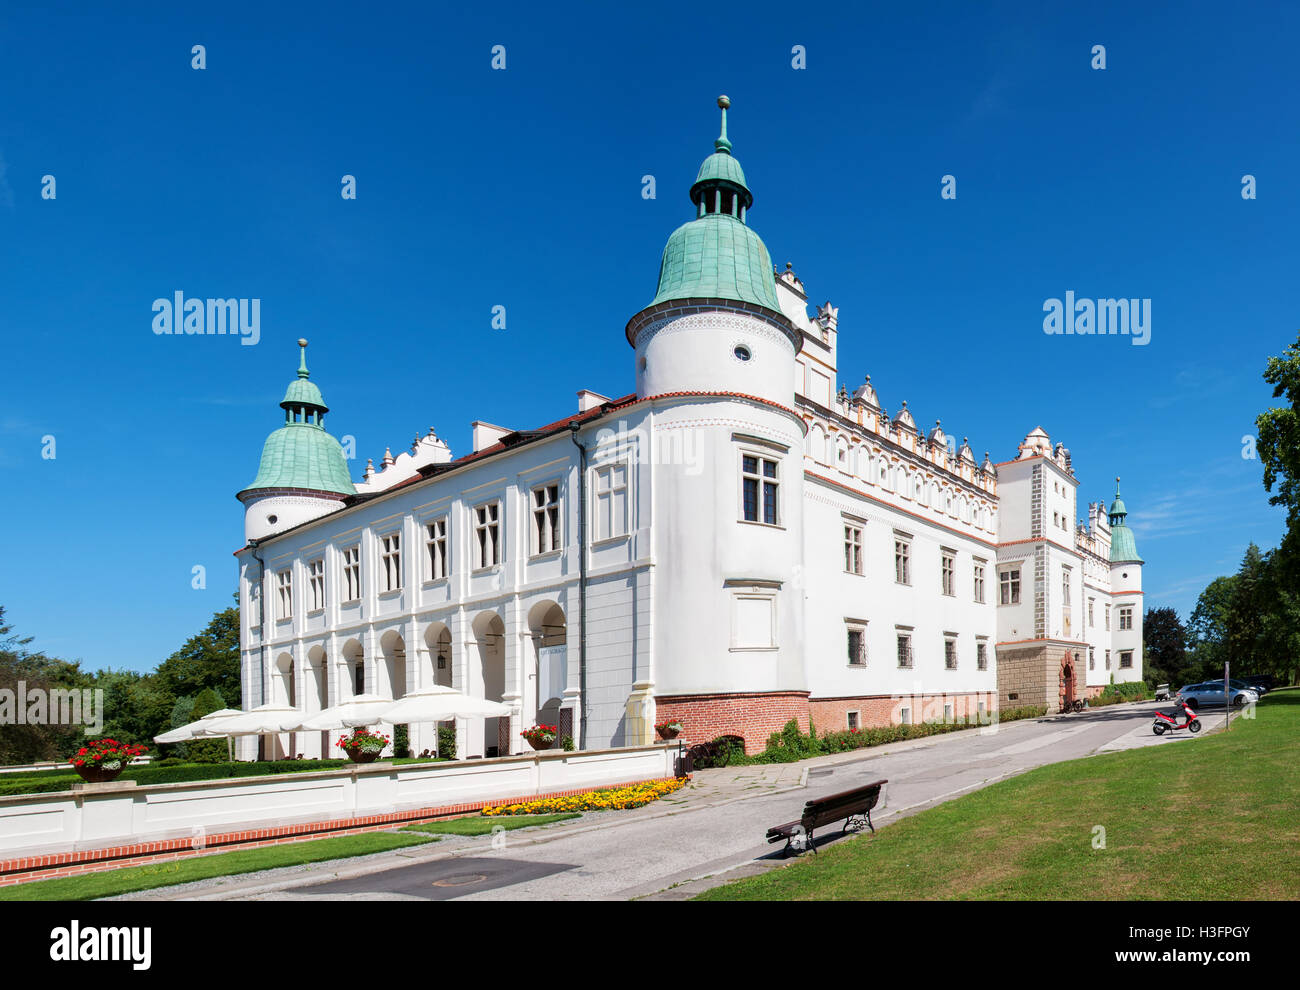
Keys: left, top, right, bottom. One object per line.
{"left": 338, "top": 728, "right": 389, "bottom": 763}
{"left": 521, "top": 724, "right": 557, "bottom": 750}
{"left": 655, "top": 720, "right": 684, "bottom": 739}
{"left": 482, "top": 778, "right": 687, "bottom": 816}
{"left": 70, "top": 739, "right": 149, "bottom": 782}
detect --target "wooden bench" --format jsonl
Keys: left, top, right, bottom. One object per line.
{"left": 766, "top": 779, "right": 887, "bottom": 855}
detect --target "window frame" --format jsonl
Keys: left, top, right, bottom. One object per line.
{"left": 473, "top": 500, "right": 502, "bottom": 570}
{"left": 739, "top": 449, "right": 781, "bottom": 526}
{"left": 341, "top": 544, "right": 362, "bottom": 604}
{"left": 593, "top": 461, "right": 630, "bottom": 543}
{"left": 424, "top": 517, "right": 449, "bottom": 582}
{"left": 530, "top": 481, "right": 562, "bottom": 557}
{"left": 307, "top": 558, "right": 325, "bottom": 613}
{"left": 379, "top": 530, "right": 403, "bottom": 594}
{"left": 999, "top": 566, "right": 1021, "bottom": 606}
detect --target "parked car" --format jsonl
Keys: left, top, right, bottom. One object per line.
{"left": 1175, "top": 682, "right": 1258, "bottom": 710}
{"left": 1241, "top": 674, "right": 1276, "bottom": 693}
{"left": 1228, "top": 677, "right": 1266, "bottom": 696}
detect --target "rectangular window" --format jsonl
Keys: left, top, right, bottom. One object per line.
{"left": 894, "top": 538, "right": 911, "bottom": 585}
{"left": 425, "top": 518, "right": 448, "bottom": 581}
{"left": 941, "top": 550, "right": 955, "bottom": 596}
{"left": 897, "top": 633, "right": 913, "bottom": 669}
{"left": 977, "top": 641, "right": 988, "bottom": 670}
{"left": 474, "top": 502, "right": 501, "bottom": 568}
{"left": 1105, "top": 649, "right": 1112, "bottom": 670}
{"left": 1089, "top": 647, "right": 1095, "bottom": 671}
{"left": 1119, "top": 606, "right": 1133, "bottom": 631}
{"left": 900, "top": 706, "right": 912, "bottom": 726}
{"left": 276, "top": 569, "right": 293, "bottom": 621}
{"left": 973, "top": 560, "right": 986, "bottom": 603}
{"left": 944, "top": 638, "right": 957, "bottom": 670}
{"left": 999, "top": 567, "right": 1021, "bottom": 605}
{"left": 1105, "top": 603, "right": 1111, "bottom": 631}
{"left": 731, "top": 590, "right": 776, "bottom": 650}
{"left": 594, "top": 463, "right": 629, "bottom": 540}
{"left": 847, "top": 711, "right": 860, "bottom": 731}
{"left": 307, "top": 558, "right": 325, "bottom": 612}
{"left": 741, "top": 454, "right": 779, "bottom": 525}
{"left": 531, "top": 483, "right": 561, "bottom": 555}
{"left": 844, "top": 524, "right": 863, "bottom": 574}
{"left": 1088, "top": 597, "right": 1095, "bottom": 628}
{"left": 847, "top": 626, "right": 866, "bottom": 666}
{"left": 249, "top": 579, "right": 263, "bottom": 628}
{"left": 1120, "top": 650, "right": 1133, "bottom": 669}
{"left": 380, "top": 531, "right": 402, "bottom": 592}
{"left": 342, "top": 545, "right": 361, "bottom": 603}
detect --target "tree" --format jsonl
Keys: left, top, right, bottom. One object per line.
{"left": 1142, "top": 606, "right": 1187, "bottom": 687}
{"left": 153, "top": 605, "right": 240, "bottom": 709}
{"left": 1257, "top": 333, "right": 1300, "bottom": 531}
{"left": 0, "top": 606, "right": 89, "bottom": 764}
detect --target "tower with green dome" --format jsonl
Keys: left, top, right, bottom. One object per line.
{"left": 625, "top": 96, "right": 801, "bottom": 406}
{"left": 1108, "top": 477, "right": 1145, "bottom": 685}
{"left": 237, "top": 339, "right": 355, "bottom": 542}
{"left": 1107, "top": 478, "right": 1143, "bottom": 564}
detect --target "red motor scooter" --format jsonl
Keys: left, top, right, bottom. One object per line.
{"left": 1152, "top": 700, "right": 1201, "bottom": 735}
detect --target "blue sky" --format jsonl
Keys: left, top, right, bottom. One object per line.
{"left": 0, "top": 2, "right": 1294, "bottom": 672}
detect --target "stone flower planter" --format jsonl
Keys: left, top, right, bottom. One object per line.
{"left": 74, "top": 761, "right": 125, "bottom": 784}
{"left": 656, "top": 726, "right": 683, "bottom": 740}
{"left": 346, "top": 749, "right": 383, "bottom": 764}
{"left": 525, "top": 736, "right": 555, "bottom": 751}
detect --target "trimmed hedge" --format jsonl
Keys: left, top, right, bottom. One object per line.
{"left": 1089, "top": 681, "right": 1151, "bottom": 707}
{"left": 695, "top": 706, "right": 1049, "bottom": 768}
{"left": 0, "top": 759, "right": 352, "bottom": 798}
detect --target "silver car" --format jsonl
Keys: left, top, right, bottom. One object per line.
{"left": 1175, "top": 681, "right": 1258, "bottom": 710}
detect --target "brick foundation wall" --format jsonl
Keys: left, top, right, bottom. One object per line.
{"left": 656, "top": 689, "right": 1000, "bottom": 751}
{"left": 809, "top": 691, "right": 997, "bottom": 732}
{"left": 654, "top": 691, "right": 810, "bottom": 753}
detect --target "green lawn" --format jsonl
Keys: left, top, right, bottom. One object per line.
{"left": 0, "top": 832, "right": 437, "bottom": 902}
{"left": 402, "top": 813, "right": 580, "bottom": 836}
{"left": 699, "top": 689, "right": 1300, "bottom": 900}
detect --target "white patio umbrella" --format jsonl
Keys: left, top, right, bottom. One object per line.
{"left": 381, "top": 687, "right": 512, "bottom": 760}
{"left": 154, "top": 708, "right": 242, "bottom": 762}
{"left": 193, "top": 704, "right": 303, "bottom": 762}
{"left": 196, "top": 704, "right": 303, "bottom": 736}
{"left": 288, "top": 694, "right": 396, "bottom": 732}
{"left": 382, "top": 686, "right": 511, "bottom": 724}
{"left": 153, "top": 708, "right": 242, "bottom": 744}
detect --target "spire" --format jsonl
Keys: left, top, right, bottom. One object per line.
{"left": 297, "top": 337, "right": 310, "bottom": 379}
{"left": 715, "top": 95, "right": 732, "bottom": 153}
{"left": 1108, "top": 476, "right": 1142, "bottom": 563}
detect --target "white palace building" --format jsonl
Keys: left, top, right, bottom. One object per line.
{"left": 235, "top": 97, "right": 1145, "bottom": 760}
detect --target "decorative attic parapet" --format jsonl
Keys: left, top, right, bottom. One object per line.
{"left": 354, "top": 427, "right": 452, "bottom": 494}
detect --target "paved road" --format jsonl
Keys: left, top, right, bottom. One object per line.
{"left": 128, "top": 700, "right": 1227, "bottom": 902}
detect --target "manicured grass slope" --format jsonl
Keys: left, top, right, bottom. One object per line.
{"left": 700, "top": 690, "right": 1300, "bottom": 901}
{"left": 0, "top": 832, "right": 436, "bottom": 902}
{"left": 402, "top": 813, "right": 579, "bottom": 836}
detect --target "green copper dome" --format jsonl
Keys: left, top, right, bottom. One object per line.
{"left": 240, "top": 340, "right": 355, "bottom": 497}
{"left": 1108, "top": 478, "right": 1143, "bottom": 564}
{"left": 652, "top": 214, "right": 780, "bottom": 309}
{"left": 649, "top": 95, "right": 780, "bottom": 312}
{"left": 693, "top": 151, "right": 748, "bottom": 193}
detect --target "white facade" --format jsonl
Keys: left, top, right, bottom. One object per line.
{"left": 233, "top": 106, "right": 1144, "bottom": 755}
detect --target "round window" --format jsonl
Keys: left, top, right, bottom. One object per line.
{"left": 733, "top": 344, "right": 752, "bottom": 362}
{"left": 267, "top": 514, "right": 278, "bottom": 525}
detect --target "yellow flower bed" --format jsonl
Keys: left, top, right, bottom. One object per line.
{"left": 482, "top": 777, "right": 686, "bottom": 816}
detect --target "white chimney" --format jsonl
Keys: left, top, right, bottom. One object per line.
{"left": 577, "top": 389, "right": 611, "bottom": 413}
{"left": 471, "top": 421, "right": 512, "bottom": 452}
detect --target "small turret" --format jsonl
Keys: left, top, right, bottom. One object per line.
{"left": 237, "top": 339, "right": 355, "bottom": 542}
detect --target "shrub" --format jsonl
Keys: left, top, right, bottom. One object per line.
{"left": 393, "top": 724, "right": 411, "bottom": 759}
{"left": 437, "top": 725, "right": 457, "bottom": 760}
